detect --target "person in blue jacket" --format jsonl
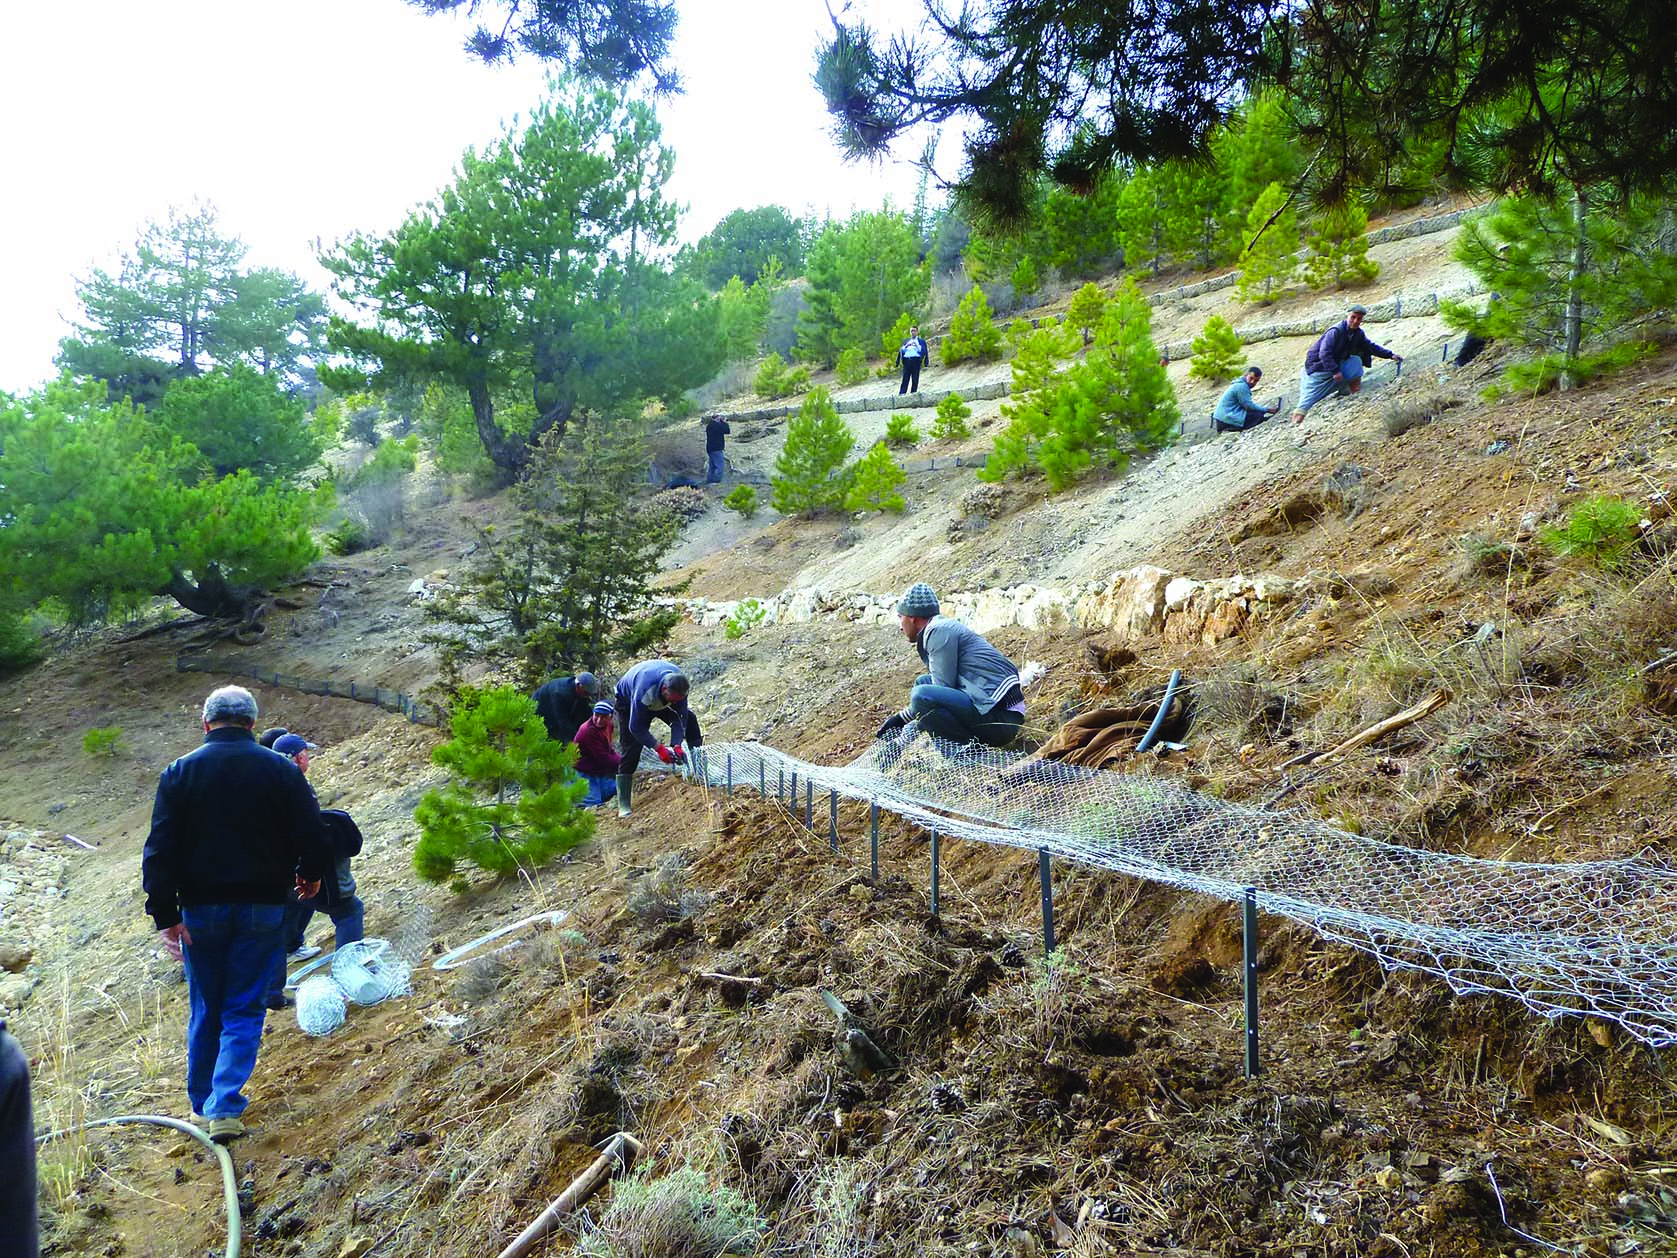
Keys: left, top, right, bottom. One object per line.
{"left": 1290, "top": 305, "right": 1402, "bottom": 424}
{"left": 1212, "top": 366, "right": 1281, "bottom": 433}
{"left": 896, "top": 325, "right": 928, "bottom": 394}
{"left": 876, "top": 583, "right": 1025, "bottom": 750}
{"left": 613, "top": 660, "right": 703, "bottom": 817}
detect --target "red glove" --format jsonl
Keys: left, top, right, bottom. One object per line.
{"left": 655, "top": 744, "right": 676, "bottom": 765}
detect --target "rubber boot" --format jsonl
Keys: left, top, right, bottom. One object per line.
{"left": 616, "top": 773, "right": 634, "bottom": 818}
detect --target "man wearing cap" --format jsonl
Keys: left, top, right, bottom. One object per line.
{"left": 876, "top": 584, "right": 1026, "bottom": 749}
{"left": 613, "top": 660, "right": 703, "bottom": 818}
{"left": 1289, "top": 305, "right": 1403, "bottom": 425}
{"left": 142, "top": 686, "right": 330, "bottom": 1143}
{"left": 532, "top": 671, "right": 601, "bottom": 743}
{"left": 573, "top": 701, "right": 622, "bottom": 808}
{"left": 264, "top": 734, "right": 366, "bottom": 1010}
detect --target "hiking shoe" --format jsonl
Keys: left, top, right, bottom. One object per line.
{"left": 265, "top": 994, "right": 295, "bottom": 1011}
{"left": 288, "top": 945, "right": 322, "bottom": 962}
{"left": 206, "top": 1117, "right": 245, "bottom": 1143}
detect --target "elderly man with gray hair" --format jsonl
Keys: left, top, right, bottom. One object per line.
{"left": 876, "top": 583, "right": 1026, "bottom": 750}
{"left": 141, "top": 686, "right": 330, "bottom": 1144}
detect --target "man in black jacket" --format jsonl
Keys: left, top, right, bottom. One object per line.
{"left": 703, "top": 414, "right": 731, "bottom": 483}
{"left": 142, "top": 686, "right": 329, "bottom": 1143}
{"left": 532, "top": 672, "right": 601, "bottom": 742}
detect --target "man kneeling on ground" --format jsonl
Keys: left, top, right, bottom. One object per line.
{"left": 876, "top": 583, "right": 1026, "bottom": 749}
{"left": 1213, "top": 366, "right": 1281, "bottom": 434}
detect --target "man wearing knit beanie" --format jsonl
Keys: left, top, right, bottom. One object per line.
{"left": 877, "top": 583, "right": 1026, "bottom": 750}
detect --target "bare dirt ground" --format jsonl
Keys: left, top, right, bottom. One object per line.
{"left": 6, "top": 203, "right": 1677, "bottom": 1256}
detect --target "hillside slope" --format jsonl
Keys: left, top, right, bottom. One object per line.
{"left": 5, "top": 208, "right": 1677, "bottom": 1257}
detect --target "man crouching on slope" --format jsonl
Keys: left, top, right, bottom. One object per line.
{"left": 614, "top": 660, "right": 704, "bottom": 818}
{"left": 142, "top": 685, "right": 330, "bottom": 1144}
{"left": 876, "top": 583, "right": 1026, "bottom": 751}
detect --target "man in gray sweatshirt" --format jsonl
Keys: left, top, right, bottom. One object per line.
{"left": 876, "top": 583, "right": 1026, "bottom": 748}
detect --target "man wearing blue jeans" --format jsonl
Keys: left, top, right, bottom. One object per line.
{"left": 703, "top": 414, "right": 731, "bottom": 483}
{"left": 875, "top": 583, "right": 1026, "bottom": 750}
{"left": 1289, "top": 305, "right": 1402, "bottom": 426}
{"left": 142, "top": 686, "right": 329, "bottom": 1143}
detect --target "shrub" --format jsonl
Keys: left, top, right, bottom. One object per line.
{"left": 834, "top": 346, "right": 868, "bottom": 386}
{"left": 753, "top": 352, "right": 811, "bottom": 400}
{"left": 574, "top": 1166, "right": 764, "bottom": 1258}
{"left": 627, "top": 854, "right": 713, "bottom": 923}
{"left": 412, "top": 685, "right": 594, "bottom": 885}
{"left": 722, "top": 483, "right": 758, "bottom": 518}
{"left": 1188, "top": 316, "right": 1245, "bottom": 381}
{"left": 1539, "top": 496, "right": 1643, "bottom": 570}
{"left": 884, "top": 412, "right": 920, "bottom": 446}
{"left": 323, "top": 515, "right": 369, "bottom": 556}
{"left": 82, "top": 726, "right": 126, "bottom": 758}
{"left": 931, "top": 392, "right": 972, "bottom": 440}
{"left": 940, "top": 287, "right": 1003, "bottom": 365}
{"left": 724, "top": 598, "right": 766, "bottom": 640}
{"left": 1484, "top": 341, "right": 1657, "bottom": 400}
{"left": 1381, "top": 393, "right": 1455, "bottom": 438}
{"left": 770, "top": 387, "right": 855, "bottom": 516}
{"left": 879, "top": 312, "right": 915, "bottom": 363}
{"left": 844, "top": 442, "right": 908, "bottom": 513}
{"left": 0, "top": 613, "right": 44, "bottom": 678}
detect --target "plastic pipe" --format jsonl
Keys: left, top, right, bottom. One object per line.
{"left": 1135, "top": 669, "right": 1184, "bottom": 754}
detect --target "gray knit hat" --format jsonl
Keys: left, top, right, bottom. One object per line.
{"left": 896, "top": 583, "right": 940, "bottom": 617}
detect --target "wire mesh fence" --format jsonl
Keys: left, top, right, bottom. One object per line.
{"left": 690, "top": 727, "right": 1677, "bottom": 1047}
{"left": 176, "top": 655, "right": 437, "bottom": 725}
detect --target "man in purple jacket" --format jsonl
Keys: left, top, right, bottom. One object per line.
{"left": 613, "top": 660, "right": 703, "bottom": 817}
{"left": 1289, "top": 305, "right": 1402, "bottom": 425}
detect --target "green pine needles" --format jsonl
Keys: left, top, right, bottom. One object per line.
{"left": 413, "top": 685, "right": 595, "bottom": 886}
{"left": 1539, "top": 496, "right": 1644, "bottom": 570}
{"left": 845, "top": 442, "right": 907, "bottom": 513}
{"left": 1189, "top": 316, "right": 1245, "bottom": 381}
{"left": 1303, "top": 200, "right": 1381, "bottom": 290}
{"left": 753, "top": 352, "right": 811, "bottom": 400}
{"left": 1236, "top": 183, "right": 1299, "bottom": 305}
{"left": 722, "top": 483, "right": 758, "bottom": 518}
{"left": 884, "top": 412, "right": 920, "bottom": 446}
{"left": 931, "top": 392, "right": 972, "bottom": 439}
{"left": 770, "top": 387, "right": 855, "bottom": 516}
{"left": 941, "top": 287, "right": 1003, "bottom": 365}
{"left": 980, "top": 278, "right": 1177, "bottom": 491}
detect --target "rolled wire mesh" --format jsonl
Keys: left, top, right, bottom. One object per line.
{"left": 688, "top": 728, "right": 1677, "bottom": 1046}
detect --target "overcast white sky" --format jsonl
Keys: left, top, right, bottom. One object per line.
{"left": 0, "top": 0, "right": 934, "bottom": 393}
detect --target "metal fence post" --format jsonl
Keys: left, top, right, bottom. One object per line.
{"left": 725, "top": 753, "right": 733, "bottom": 798}
{"left": 829, "top": 790, "right": 838, "bottom": 853}
{"left": 778, "top": 769, "right": 785, "bottom": 802}
{"left": 804, "top": 778, "right": 813, "bottom": 828}
{"left": 1243, "top": 886, "right": 1261, "bottom": 1078}
{"left": 759, "top": 760, "right": 766, "bottom": 798}
{"left": 1040, "top": 848, "right": 1055, "bottom": 957}
{"left": 870, "top": 801, "right": 879, "bottom": 882}
{"left": 929, "top": 828, "right": 941, "bottom": 917}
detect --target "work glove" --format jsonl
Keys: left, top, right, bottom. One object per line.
{"left": 655, "top": 744, "right": 676, "bottom": 765}
{"left": 876, "top": 712, "right": 908, "bottom": 739}
{"left": 670, "top": 745, "right": 688, "bottom": 764}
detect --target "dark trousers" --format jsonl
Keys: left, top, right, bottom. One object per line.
{"left": 616, "top": 702, "right": 704, "bottom": 773}
{"left": 0, "top": 1027, "right": 37, "bottom": 1258}
{"left": 898, "top": 358, "right": 922, "bottom": 394}
{"left": 908, "top": 675, "right": 1024, "bottom": 748}
{"left": 1213, "top": 409, "right": 1274, "bottom": 434}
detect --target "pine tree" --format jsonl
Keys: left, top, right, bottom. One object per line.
{"left": 1163, "top": 159, "right": 1237, "bottom": 271}
{"left": 931, "top": 392, "right": 972, "bottom": 439}
{"left": 771, "top": 387, "right": 855, "bottom": 515}
{"left": 834, "top": 346, "right": 869, "bottom": 385}
{"left": 844, "top": 442, "right": 907, "bottom": 513}
{"left": 1034, "top": 279, "right": 1177, "bottom": 490}
{"left": 425, "top": 421, "right": 681, "bottom": 677}
{"left": 1235, "top": 183, "right": 1299, "bottom": 305}
{"left": 412, "top": 685, "right": 594, "bottom": 885}
{"left": 1303, "top": 200, "right": 1381, "bottom": 289}
{"left": 1116, "top": 170, "right": 1171, "bottom": 276}
{"left": 979, "top": 322, "right": 1070, "bottom": 481}
{"left": 1011, "top": 255, "right": 1041, "bottom": 298}
{"left": 1065, "top": 283, "right": 1108, "bottom": 347}
{"left": 1189, "top": 315, "right": 1245, "bottom": 380}
{"left": 797, "top": 209, "right": 929, "bottom": 366}
{"left": 885, "top": 412, "right": 920, "bottom": 445}
{"left": 1223, "top": 93, "right": 1303, "bottom": 213}
{"left": 941, "top": 287, "right": 1003, "bottom": 365}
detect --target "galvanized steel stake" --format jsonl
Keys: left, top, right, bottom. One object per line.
{"left": 1243, "top": 886, "right": 1260, "bottom": 1078}
{"left": 725, "top": 752, "right": 732, "bottom": 797}
{"left": 869, "top": 801, "right": 879, "bottom": 882}
{"left": 929, "top": 828, "right": 941, "bottom": 916}
{"left": 829, "top": 790, "right": 838, "bottom": 852}
{"left": 804, "top": 777, "right": 813, "bottom": 828}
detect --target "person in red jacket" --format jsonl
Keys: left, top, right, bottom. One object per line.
{"left": 573, "top": 701, "right": 622, "bottom": 808}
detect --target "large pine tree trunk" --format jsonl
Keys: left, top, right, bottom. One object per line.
{"left": 162, "top": 568, "right": 261, "bottom": 618}
{"left": 1560, "top": 186, "right": 1588, "bottom": 391}
{"left": 468, "top": 379, "right": 529, "bottom": 487}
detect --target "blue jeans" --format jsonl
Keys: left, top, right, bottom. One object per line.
{"left": 705, "top": 450, "right": 725, "bottom": 483}
{"left": 581, "top": 774, "right": 618, "bottom": 807}
{"left": 1295, "top": 354, "right": 1364, "bottom": 415}
{"left": 181, "top": 903, "right": 285, "bottom": 1119}
{"left": 269, "top": 893, "right": 365, "bottom": 1003}
{"left": 908, "top": 675, "right": 1025, "bottom": 748}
